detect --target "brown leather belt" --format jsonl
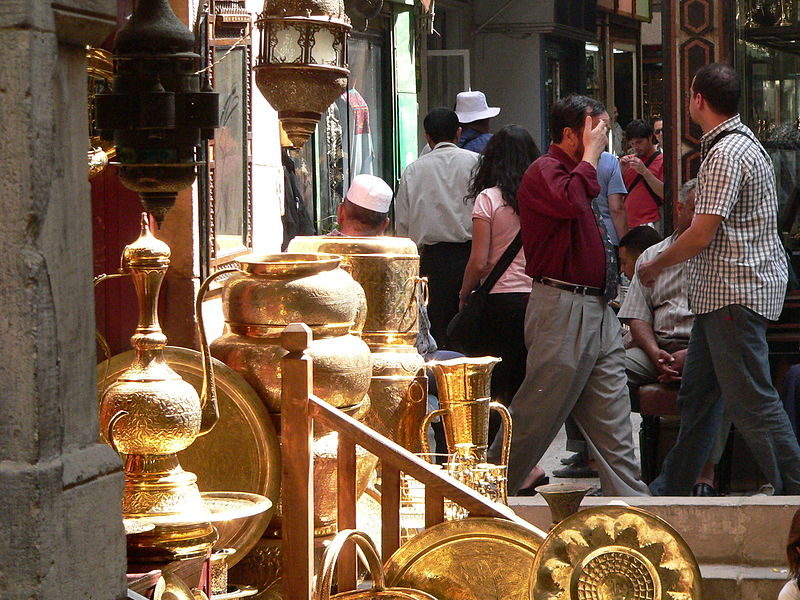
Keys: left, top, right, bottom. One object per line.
{"left": 536, "top": 276, "right": 604, "bottom": 297}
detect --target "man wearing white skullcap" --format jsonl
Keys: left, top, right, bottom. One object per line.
{"left": 332, "top": 174, "right": 393, "bottom": 236}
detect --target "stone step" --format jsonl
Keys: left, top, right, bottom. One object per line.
{"left": 701, "top": 564, "right": 789, "bottom": 600}
{"left": 510, "top": 496, "right": 798, "bottom": 567}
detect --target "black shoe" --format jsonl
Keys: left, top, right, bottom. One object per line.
{"left": 553, "top": 462, "right": 599, "bottom": 479}
{"left": 691, "top": 483, "right": 717, "bottom": 497}
{"left": 515, "top": 475, "right": 550, "bottom": 496}
{"left": 560, "top": 453, "right": 583, "bottom": 466}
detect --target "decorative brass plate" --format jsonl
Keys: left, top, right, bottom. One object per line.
{"left": 529, "top": 505, "right": 702, "bottom": 600}
{"left": 98, "top": 347, "right": 280, "bottom": 567}
{"left": 383, "top": 517, "right": 545, "bottom": 600}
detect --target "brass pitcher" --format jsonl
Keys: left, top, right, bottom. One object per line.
{"left": 420, "top": 357, "right": 511, "bottom": 467}
{"left": 287, "top": 236, "right": 428, "bottom": 451}
{"left": 98, "top": 215, "right": 220, "bottom": 561}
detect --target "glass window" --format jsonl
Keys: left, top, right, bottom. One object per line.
{"left": 737, "top": 20, "right": 800, "bottom": 241}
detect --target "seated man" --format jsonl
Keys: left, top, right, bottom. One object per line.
{"left": 619, "top": 181, "right": 695, "bottom": 386}
{"left": 618, "top": 225, "right": 663, "bottom": 281}
{"left": 618, "top": 179, "right": 725, "bottom": 495}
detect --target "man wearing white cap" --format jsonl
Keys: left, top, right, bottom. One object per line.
{"left": 330, "top": 173, "right": 393, "bottom": 237}
{"left": 455, "top": 90, "right": 500, "bottom": 154}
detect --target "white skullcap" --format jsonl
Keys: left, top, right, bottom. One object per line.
{"left": 346, "top": 174, "right": 393, "bottom": 213}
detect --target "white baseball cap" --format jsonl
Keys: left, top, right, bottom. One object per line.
{"left": 346, "top": 174, "right": 393, "bottom": 213}
{"left": 455, "top": 91, "right": 500, "bottom": 123}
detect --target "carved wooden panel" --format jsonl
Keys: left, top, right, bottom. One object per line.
{"left": 680, "top": 37, "right": 714, "bottom": 146}
{"left": 680, "top": 0, "right": 714, "bottom": 36}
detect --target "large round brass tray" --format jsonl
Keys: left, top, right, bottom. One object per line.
{"left": 383, "top": 517, "right": 545, "bottom": 600}
{"left": 529, "top": 505, "right": 701, "bottom": 600}
{"left": 98, "top": 347, "right": 280, "bottom": 566}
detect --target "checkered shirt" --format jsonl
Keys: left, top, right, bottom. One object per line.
{"left": 688, "top": 115, "right": 788, "bottom": 321}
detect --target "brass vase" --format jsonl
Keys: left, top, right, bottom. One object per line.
{"left": 209, "top": 253, "right": 377, "bottom": 538}
{"left": 287, "top": 236, "right": 428, "bottom": 451}
{"left": 98, "top": 215, "right": 220, "bottom": 561}
{"left": 420, "top": 357, "right": 511, "bottom": 465}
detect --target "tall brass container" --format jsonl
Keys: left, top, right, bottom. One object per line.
{"left": 287, "top": 236, "right": 427, "bottom": 452}
{"left": 210, "top": 253, "right": 376, "bottom": 538}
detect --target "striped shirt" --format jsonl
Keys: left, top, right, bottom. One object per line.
{"left": 688, "top": 115, "right": 787, "bottom": 320}
{"left": 619, "top": 233, "right": 693, "bottom": 342}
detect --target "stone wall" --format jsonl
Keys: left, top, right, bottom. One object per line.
{"left": 0, "top": 2, "right": 127, "bottom": 598}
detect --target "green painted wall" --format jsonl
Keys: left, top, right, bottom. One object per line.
{"left": 392, "top": 6, "right": 419, "bottom": 178}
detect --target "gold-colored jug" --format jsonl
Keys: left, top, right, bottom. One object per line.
{"left": 98, "top": 215, "right": 220, "bottom": 561}
{"left": 420, "top": 357, "right": 511, "bottom": 466}
{"left": 287, "top": 236, "right": 428, "bottom": 451}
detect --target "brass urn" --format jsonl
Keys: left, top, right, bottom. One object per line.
{"left": 287, "top": 236, "right": 428, "bottom": 452}
{"left": 209, "top": 253, "right": 377, "bottom": 536}
{"left": 99, "top": 215, "right": 220, "bottom": 561}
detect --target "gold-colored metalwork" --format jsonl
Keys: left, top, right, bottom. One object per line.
{"left": 420, "top": 357, "right": 510, "bottom": 464}
{"left": 287, "top": 236, "right": 428, "bottom": 451}
{"left": 99, "top": 346, "right": 281, "bottom": 565}
{"left": 209, "top": 253, "right": 377, "bottom": 535}
{"left": 98, "top": 214, "right": 221, "bottom": 561}
{"left": 210, "top": 548, "right": 237, "bottom": 596}
{"left": 384, "top": 517, "right": 546, "bottom": 600}
{"left": 535, "top": 482, "right": 592, "bottom": 527}
{"left": 316, "top": 529, "right": 437, "bottom": 600}
{"left": 87, "top": 47, "right": 116, "bottom": 179}
{"left": 529, "top": 505, "right": 702, "bottom": 600}
{"left": 254, "top": 0, "right": 352, "bottom": 147}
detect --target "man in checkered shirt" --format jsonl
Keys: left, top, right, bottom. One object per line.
{"left": 638, "top": 63, "right": 800, "bottom": 495}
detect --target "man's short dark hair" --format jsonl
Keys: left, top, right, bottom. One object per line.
{"left": 424, "top": 108, "right": 460, "bottom": 144}
{"left": 692, "top": 63, "right": 740, "bottom": 116}
{"left": 342, "top": 199, "right": 388, "bottom": 231}
{"left": 625, "top": 119, "right": 653, "bottom": 140}
{"left": 618, "top": 225, "right": 662, "bottom": 254}
{"left": 549, "top": 95, "right": 606, "bottom": 143}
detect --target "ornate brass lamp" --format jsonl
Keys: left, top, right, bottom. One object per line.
{"left": 254, "top": 0, "right": 352, "bottom": 148}
{"left": 94, "top": 0, "right": 219, "bottom": 224}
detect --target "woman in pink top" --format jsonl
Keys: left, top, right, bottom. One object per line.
{"left": 459, "top": 125, "right": 540, "bottom": 485}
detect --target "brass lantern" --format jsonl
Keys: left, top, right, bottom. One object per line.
{"left": 255, "top": 0, "right": 352, "bottom": 148}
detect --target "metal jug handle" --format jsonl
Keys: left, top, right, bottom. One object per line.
{"left": 489, "top": 401, "right": 512, "bottom": 470}
{"left": 315, "top": 529, "right": 385, "bottom": 600}
{"left": 94, "top": 272, "right": 131, "bottom": 398}
{"left": 419, "top": 408, "right": 447, "bottom": 458}
{"left": 195, "top": 267, "right": 239, "bottom": 436}
{"left": 103, "top": 409, "right": 128, "bottom": 454}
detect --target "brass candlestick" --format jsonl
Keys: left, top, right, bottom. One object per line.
{"left": 535, "top": 482, "right": 592, "bottom": 528}
{"left": 99, "top": 214, "right": 220, "bottom": 561}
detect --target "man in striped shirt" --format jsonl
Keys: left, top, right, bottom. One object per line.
{"left": 638, "top": 63, "right": 800, "bottom": 495}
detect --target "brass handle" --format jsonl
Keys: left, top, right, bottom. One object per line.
{"left": 315, "top": 529, "right": 385, "bottom": 600}
{"left": 94, "top": 272, "right": 131, "bottom": 396}
{"left": 103, "top": 410, "right": 128, "bottom": 453}
{"left": 489, "top": 402, "right": 512, "bottom": 469}
{"left": 195, "top": 267, "right": 239, "bottom": 436}
{"left": 419, "top": 409, "right": 447, "bottom": 458}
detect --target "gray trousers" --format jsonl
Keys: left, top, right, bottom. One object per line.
{"left": 488, "top": 283, "right": 650, "bottom": 496}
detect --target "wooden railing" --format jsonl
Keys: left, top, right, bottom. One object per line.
{"left": 279, "top": 323, "right": 542, "bottom": 600}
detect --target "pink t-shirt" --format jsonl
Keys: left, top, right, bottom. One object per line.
{"left": 472, "top": 186, "right": 532, "bottom": 294}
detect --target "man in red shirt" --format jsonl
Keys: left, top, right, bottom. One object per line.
{"left": 487, "top": 95, "right": 649, "bottom": 497}
{"left": 621, "top": 119, "right": 664, "bottom": 228}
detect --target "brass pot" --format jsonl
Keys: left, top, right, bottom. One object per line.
{"left": 287, "top": 237, "right": 427, "bottom": 451}
{"left": 209, "top": 253, "right": 376, "bottom": 537}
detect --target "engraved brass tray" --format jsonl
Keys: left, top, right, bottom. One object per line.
{"left": 98, "top": 347, "right": 280, "bottom": 566}
{"left": 529, "top": 505, "right": 702, "bottom": 600}
{"left": 384, "top": 517, "right": 545, "bottom": 600}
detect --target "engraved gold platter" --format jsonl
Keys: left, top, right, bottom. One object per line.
{"left": 383, "top": 517, "right": 545, "bottom": 600}
{"left": 529, "top": 505, "right": 702, "bottom": 600}
{"left": 98, "top": 346, "right": 280, "bottom": 566}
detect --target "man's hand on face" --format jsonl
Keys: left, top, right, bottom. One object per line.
{"left": 582, "top": 115, "right": 608, "bottom": 165}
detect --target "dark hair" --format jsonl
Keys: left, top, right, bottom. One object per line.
{"left": 424, "top": 108, "right": 460, "bottom": 144}
{"left": 465, "top": 125, "right": 540, "bottom": 212}
{"left": 787, "top": 509, "right": 800, "bottom": 580}
{"left": 692, "top": 63, "right": 740, "bottom": 116}
{"left": 625, "top": 119, "right": 654, "bottom": 140}
{"left": 618, "top": 225, "right": 662, "bottom": 254}
{"left": 550, "top": 95, "right": 606, "bottom": 143}
{"left": 342, "top": 199, "right": 388, "bottom": 231}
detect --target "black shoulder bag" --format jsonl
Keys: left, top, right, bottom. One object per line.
{"left": 446, "top": 231, "right": 523, "bottom": 353}
{"left": 626, "top": 150, "right": 663, "bottom": 206}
